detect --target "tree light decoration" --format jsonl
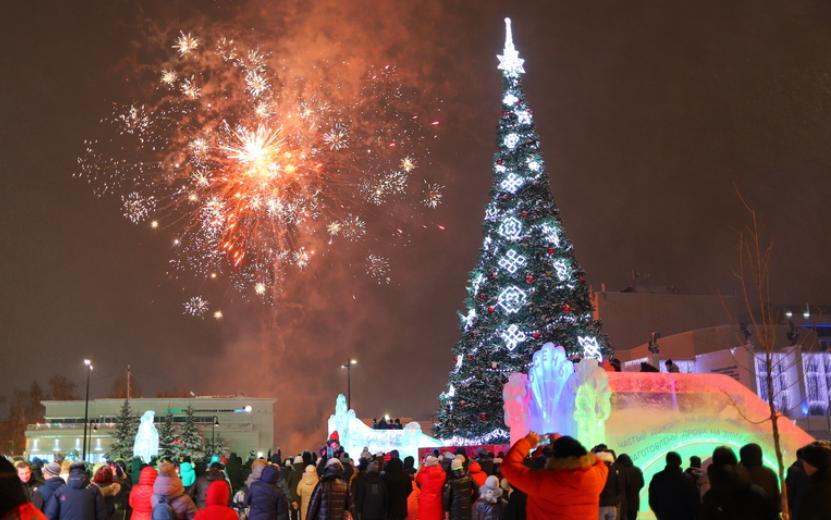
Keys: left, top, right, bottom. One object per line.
{"left": 435, "top": 18, "right": 611, "bottom": 443}
{"left": 578, "top": 335, "right": 602, "bottom": 360}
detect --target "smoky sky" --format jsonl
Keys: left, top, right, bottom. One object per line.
{"left": 2, "top": 0, "right": 831, "bottom": 452}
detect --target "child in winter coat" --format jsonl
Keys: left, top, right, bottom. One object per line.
{"left": 443, "top": 457, "right": 478, "bottom": 520}
{"left": 193, "top": 481, "right": 238, "bottom": 520}
{"left": 501, "top": 432, "right": 607, "bottom": 520}
{"left": 129, "top": 467, "right": 158, "bottom": 520}
{"left": 472, "top": 476, "right": 504, "bottom": 520}
{"left": 152, "top": 462, "right": 198, "bottom": 520}
{"left": 92, "top": 466, "right": 122, "bottom": 520}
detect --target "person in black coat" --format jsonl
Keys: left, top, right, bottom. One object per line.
{"left": 648, "top": 451, "right": 699, "bottom": 520}
{"left": 616, "top": 454, "right": 643, "bottom": 520}
{"left": 700, "top": 446, "right": 776, "bottom": 520}
{"left": 307, "top": 459, "right": 351, "bottom": 520}
{"left": 192, "top": 464, "right": 230, "bottom": 509}
{"left": 382, "top": 458, "right": 411, "bottom": 520}
{"left": 443, "top": 458, "right": 477, "bottom": 520}
{"left": 794, "top": 441, "right": 831, "bottom": 520}
{"left": 353, "top": 461, "right": 387, "bottom": 520}
{"left": 787, "top": 447, "right": 808, "bottom": 520}
{"left": 246, "top": 465, "right": 289, "bottom": 520}
{"left": 45, "top": 463, "right": 107, "bottom": 520}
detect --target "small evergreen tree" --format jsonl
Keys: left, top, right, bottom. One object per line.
{"left": 158, "top": 412, "right": 177, "bottom": 460}
{"left": 107, "top": 399, "right": 138, "bottom": 460}
{"left": 178, "top": 405, "right": 205, "bottom": 460}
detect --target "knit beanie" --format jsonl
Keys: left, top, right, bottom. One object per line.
{"left": 43, "top": 462, "right": 61, "bottom": 477}
{"left": 450, "top": 457, "right": 464, "bottom": 472}
{"left": 424, "top": 456, "right": 439, "bottom": 467}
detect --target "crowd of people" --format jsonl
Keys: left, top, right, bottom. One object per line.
{"left": 2, "top": 432, "right": 830, "bottom": 520}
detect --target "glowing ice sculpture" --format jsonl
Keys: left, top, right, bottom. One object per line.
{"left": 502, "top": 373, "right": 530, "bottom": 445}
{"left": 327, "top": 394, "right": 443, "bottom": 466}
{"left": 528, "top": 343, "right": 574, "bottom": 436}
{"left": 133, "top": 410, "right": 159, "bottom": 463}
{"left": 566, "top": 358, "right": 611, "bottom": 449}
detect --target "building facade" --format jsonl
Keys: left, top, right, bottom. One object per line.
{"left": 25, "top": 396, "right": 275, "bottom": 462}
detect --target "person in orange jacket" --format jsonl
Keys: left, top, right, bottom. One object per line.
{"left": 193, "top": 481, "right": 237, "bottom": 520}
{"left": 467, "top": 461, "right": 487, "bottom": 488}
{"left": 501, "top": 432, "right": 607, "bottom": 520}
{"left": 415, "top": 457, "right": 446, "bottom": 520}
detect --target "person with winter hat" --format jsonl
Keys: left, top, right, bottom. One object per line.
{"left": 178, "top": 460, "right": 196, "bottom": 495}
{"left": 90, "top": 467, "right": 121, "bottom": 520}
{"left": 295, "top": 466, "right": 318, "bottom": 520}
{"left": 37, "top": 463, "right": 65, "bottom": 512}
{"left": 648, "top": 451, "right": 699, "bottom": 520}
{"left": 192, "top": 481, "right": 237, "bottom": 520}
{"left": 192, "top": 464, "right": 230, "bottom": 510}
{"left": 1, "top": 457, "right": 48, "bottom": 520}
{"left": 45, "top": 462, "right": 107, "bottom": 520}
{"left": 794, "top": 441, "right": 831, "bottom": 520}
{"left": 286, "top": 456, "right": 305, "bottom": 514}
{"left": 353, "top": 461, "right": 387, "bottom": 520}
{"left": 246, "top": 465, "right": 289, "bottom": 520}
{"left": 151, "top": 462, "right": 197, "bottom": 520}
{"left": 382, "top": 458, "right": 410, "bottom": 520}
{"left": 306, "top": 458, "right": 350, "bottom": 520}
{"left": 443, "top": 456, "right": 477, "bottom": 520}
{"left": 596, "top": 451, "right": 624, "bottom": 520}
{"left": 415, "top": 456, "right": 445, "bottom": 520}
{"left": 467, "top": 460, "right": 486, "bottom": 489}
{"left": 501, "top": 432, "right": 607, "bottom": 520}
{"left": 472, "top": 476, "right": 503, "bottom": 520}
{"left": 129, "top": 466, "right": 158, "bottom": 520}
{"left": 615, "top": 454, "right": 643, "bottom": 520}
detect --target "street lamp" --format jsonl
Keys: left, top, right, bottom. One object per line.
{"left": 211, "top": 416, "right": 219, "bottom": 455}
{"left": 340, "top": 359, "right": 358, "bottom": 410}
{"left": 81, "top": 359, "right": 93, "bottom": 463}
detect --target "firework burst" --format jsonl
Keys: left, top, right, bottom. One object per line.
{"left": 77, "top": 30, "right": 442, "bottom": 314}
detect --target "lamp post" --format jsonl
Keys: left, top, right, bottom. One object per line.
{"left": 81, "top": 359, "right": 93, "bottom": 462}
{"left": 340, "top": 359, "right": 358, "bottom": 410}
{"left": 211, "top": 416, "right": 218, "bottom": 455}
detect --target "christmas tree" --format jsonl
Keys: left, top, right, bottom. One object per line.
{"left": 158, "top": 412, "right": 177, "bottom": 460}
{"left": 177, "top": 405, "right": 205, "bottom": 460}
{"left": 107, "top": 399, "right": 138, "bottom": 460}
{"left": 434, "top": 18, "right": 612, "bottom": 444}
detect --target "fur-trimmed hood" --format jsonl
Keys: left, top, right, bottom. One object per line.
{"left": 544, "top": 453, "right": 597, "bottom": 471}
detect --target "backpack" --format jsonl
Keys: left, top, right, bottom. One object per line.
{"left": 152, "top": 496, "right": 175, "bottom": 520}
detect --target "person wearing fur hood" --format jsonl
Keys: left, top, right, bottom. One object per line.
{"left": 415, "top": 456, "right": 445, "bottom": 520}
{"left": 501, "top": 432, "right": 608, "bottom": 520}
{"left": 91, "top": 467, "right": 121, "bottom": 520}
{"left": 152, "top": 463, "right": 198, "bottom": 520}
{"left": 472, "top": 476, "right": 504, "bottom": 520}
{"left": 129, "top": 466, "right": 158, "bottom": 520}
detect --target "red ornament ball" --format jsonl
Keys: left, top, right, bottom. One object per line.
{"left": 487, "top": 306, "right": 495, "bottom": 314}
{"left": 526, "top": 275, "right": 535, "bottom": 284}
{"left": 563, "top": 304, "right": 573, "bottom": 313}
{"left": 479, "top": 413, "right": 489, "bottom": 420}
{"left": 547, "top": 248, "right": 556, "bottom": 255}
{"left": 532, "top": 332, "right": 542, "bottom": 339}
{"left": 501, "top": 194, "right": 511, "bottom": 202}
{"left": 496, "top": 159, "right": 503, "bottom": 165}
{"left": 521, "top": 210, "right": 529, "bottom": 218}
{"left": 478, "top": 293, "right": 487, "bottom": 301}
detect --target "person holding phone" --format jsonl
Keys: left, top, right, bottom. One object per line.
{"left": 501, "top": 432, "right": 607, "bottom": 520}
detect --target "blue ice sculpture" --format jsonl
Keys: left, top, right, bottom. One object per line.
{"left": 133, "top": 410, "right": 159, "bottom": 463}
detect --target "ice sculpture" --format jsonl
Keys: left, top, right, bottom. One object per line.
{"left": 133, "top": 410, "right": 159, "bottom": 463}
{"left": 566, "top": 358, "right": 612, "bottom": 449}
{"left": 502, "top": 372, "right": 530, "bottom": 445}
{"left": 528, "top": 343, "right": 574, "bottom": 436}
{"left": 327, "top": 394, "right": 443, "bottom": 466}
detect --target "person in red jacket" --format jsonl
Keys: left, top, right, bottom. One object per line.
{"left": 416, "top": 457, "right": 446, "bottom": 520}
{"left": 129, "top": 466, "right": 158, "bottom": 520}
{"left": 193, "top": 481, "right": 237, "bottom": 520}
{"left": 501, "top": 432, "right": 607, "bottom": 520}
{"left": 467, "top": 461, "right": 487, "bottom": 488}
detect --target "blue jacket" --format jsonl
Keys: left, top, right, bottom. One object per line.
{"left": 39, "top": 477, "right": 66, "bottom": 511}
{"left": 45, "top": 468, "right": 107, "bottom": 520}
{"left": 179, "top": 463, "right": 196, "bottom": 489}
{"left": 246, "top": 466, "right": 288, "bottom": 520}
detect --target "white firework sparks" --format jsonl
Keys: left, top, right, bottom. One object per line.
{"left": 121, "top": 192, "right": 156, "bottom": 224}
{"left": 367, "top": 254, "right": 391, "bottom": 285}
{"left": 180, "top": 76, "right": 200, "bottom": 99}
{"left": 323, "top": 122, "right": 349, "bottom": 150}
{"left": 183, "top": 296, "right": 210, "bottom": 318}
{"left": 422, "top": 180, "right": 445, "bottom": 208}
{"left": 400, "top": 156, "right": 416, "bottom": 172}
{"left": 173, "top": 31, "right": 199, "bottom": 57}
{"left": 293, "top": 248, "right": 310, "bottom": 269}
{"left": 340, "top": 214, "right": 367, "bottom": 241}
{"left": 245, "top": 70, "right": 270, "bottom": 97}
{"left": 327, "top": 221, "right": 342, "bottom": 236}
{"left": 116, "top": 105, "right": 151, "bottom": 137}
{"left": 160, "top": 69, "right": 178, "bottom": 86}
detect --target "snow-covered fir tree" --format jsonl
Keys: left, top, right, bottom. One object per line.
{"left": 434, "top": 18, "right": 612, "bottom": 444}
{"left": 177, "top": 405, "right": 205, "bottom": 460}
{"left": 158, "top": 412, "right": 177, "bottom": 460}
{"left": 107, "top": 399, "right": 138, "bottom": 460}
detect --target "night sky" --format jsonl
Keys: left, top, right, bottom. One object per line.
{"left": 2, "top": 0, "right": 831, "bottom": 452}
